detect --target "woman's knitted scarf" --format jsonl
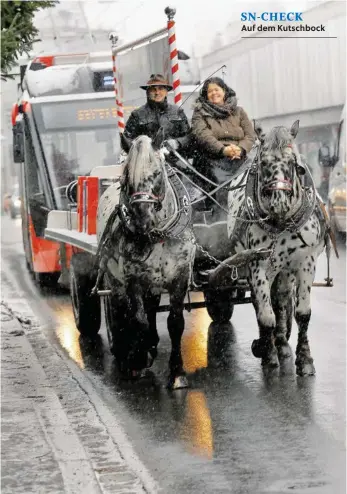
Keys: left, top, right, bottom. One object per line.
{"left": 198, "top": 96, "right": 237, "bottom": 119}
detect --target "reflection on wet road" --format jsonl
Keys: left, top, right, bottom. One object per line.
{"left": 1, "top": 217, "right": 346, "bottom": 493}
{"left": 54, "top": 305, "right": 86, "bottom": 368}
{"left": 181, "top": 308, "right": 210, "bottom": 373}
{"left": 180, "top": 391, "right": 214, "bottom": 459}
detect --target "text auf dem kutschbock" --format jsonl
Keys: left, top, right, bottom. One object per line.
{"left": 240, "top": 12, "right": 326, "bottom": 32}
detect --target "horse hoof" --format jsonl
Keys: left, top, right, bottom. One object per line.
{"left": 124, "top": 369, "right": 146, "bottom": 380}
{"left": 262, "top": 357, "right": 280, "bottom": 368}
{"left": 119, "top": 368, "right": 147, "bottom": 380}
{"left": 168, "top": 375, "right": 189, "bottom": 390}
{"left": 277, "top": 343, "right": 292, "bottom": 359}
{"left": 131, "top": 369, "right": 144, "bottom": 378}
{"left": 261, "top": 349, "right": 280, "bottom": 368}
{"left": 296, "top": 362, "right": 316, "bottom": 376}
{"left": 252, "top": 339, "right": 266, "bottom": 358}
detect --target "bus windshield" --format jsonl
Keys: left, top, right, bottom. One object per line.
{"left": 32, "top": 98, "right": 121, "bottom": 207}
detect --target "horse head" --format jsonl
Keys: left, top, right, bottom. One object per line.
{"left": 122, "top": 134, "right": 167, "bottom": 235}
{"left": 254, "top": 120, "right": 303, "bottom": 221}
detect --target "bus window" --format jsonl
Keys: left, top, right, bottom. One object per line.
{"left": 40, "top": 128, "right": 120, "bottom": 200}
{"left": 32, "top": 99, "right": 121, "bottom": 209}
{"left": 24, "top": 119, "right": 49, "bottom": 237}
{"left": 24, "top": 121, "right": 47, "bottom": 206}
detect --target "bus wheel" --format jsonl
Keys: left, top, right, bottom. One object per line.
{"left": 70, "top": 254, "right": 101, "bottom": 337}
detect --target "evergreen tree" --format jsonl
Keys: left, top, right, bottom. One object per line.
{"left": 1, "top": 1, "right": 57, "bottom": 80}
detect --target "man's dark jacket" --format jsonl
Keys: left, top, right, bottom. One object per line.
{"left": 122, "top": 99, "right": 190, "bottom": 151}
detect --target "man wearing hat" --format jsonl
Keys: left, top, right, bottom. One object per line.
{"left": 121, "top": 74, "right": 190, "bottom": 152}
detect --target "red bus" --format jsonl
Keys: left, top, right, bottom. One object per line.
{"left": 13, "top": 53, "right": 120, "bottom": 287}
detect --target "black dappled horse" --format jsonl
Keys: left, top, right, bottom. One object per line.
{"left": 96, "top": 135, "right": 195, "bottom": 389}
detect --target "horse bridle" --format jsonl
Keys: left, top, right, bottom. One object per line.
{"left": 129, "top": 191, "right": 164, "bottom": 211}
{"left": 127, "top": 159, "right": 167, "bottom": 212}
{"left": 255, "top": 143, "right": 299, "bottom": 195}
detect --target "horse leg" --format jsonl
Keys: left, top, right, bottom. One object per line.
{"left": 167, "top": 279, "right": 189, "bottom": 390}
{"left": 144, "top": 292, "right": 161, "bottom": 366}
{"left": 286, "top": 298, "right": 294, "bottom": 341}
{"left": 271, "top": 273, "right": 294, "bottom": 359}
{"left": 249, "top": 264, "right": 279, "bottom": 367}
{"left": 126, "top": 283, "right": 151, "bottom": 375}
{"left": 295, "top": 261, "right": 316, "bottom": 376}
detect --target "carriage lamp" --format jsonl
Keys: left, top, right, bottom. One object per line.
{"left": 164, "top": 6, "right": 176, "bottom": 19}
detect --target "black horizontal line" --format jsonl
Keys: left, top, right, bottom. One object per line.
{"left": 241, "top": 36, "right": 338, "bottom": 39}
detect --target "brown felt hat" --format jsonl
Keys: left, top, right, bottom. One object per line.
{"left": 140, "top": 74, "right": 173, "bottom": 91}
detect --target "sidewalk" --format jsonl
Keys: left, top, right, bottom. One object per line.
{"left": 1, "top": 301, "right": 154, "bottom": 494}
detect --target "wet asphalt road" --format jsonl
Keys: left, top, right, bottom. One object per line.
{"left": 1, "top": 216, "right": 346, "bottom": 494}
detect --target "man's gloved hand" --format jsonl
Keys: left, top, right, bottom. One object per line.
{"left": 163, "top": 139, "right": 180, "bottom": 151}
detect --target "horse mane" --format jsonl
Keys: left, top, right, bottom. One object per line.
{"left": 123, "top": 135, "right": 161, "bottom": 189}
{"left": 264, "top": 126, "right": 295, "bottom": 152}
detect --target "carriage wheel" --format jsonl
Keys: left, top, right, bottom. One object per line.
{"left": 204, "top": 289, "right": 234, "bottom": 323}
{"left": 70, "top": 254, "right": 101, "bottom": 337}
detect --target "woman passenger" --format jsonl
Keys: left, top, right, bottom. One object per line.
{"left": 191, "top": 77, "right": 255, "bottom": 195}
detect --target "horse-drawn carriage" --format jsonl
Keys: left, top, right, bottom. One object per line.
{"left": 45, "top": 118, "right": 336, "bottom": 389}
{"left": 44, "top": 133, "right": 269, "bottom": 387}
{"left": 43, "top": 8, "right": 336, "bottom": 389}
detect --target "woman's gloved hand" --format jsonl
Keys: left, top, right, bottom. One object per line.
{"left": 223, "top": 144, "right": 242, "bottom": 159}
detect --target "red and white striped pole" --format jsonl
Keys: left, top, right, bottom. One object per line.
{"left": 109, "top": 33, "right": 125, "bottom": 133}
{"left": 165, "top": 7, "right": 182, "bottom": 105}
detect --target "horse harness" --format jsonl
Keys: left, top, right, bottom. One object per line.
{"left": 118, "top": 165, "right": 192, "bottom": 239}
{"left": 229, "top": 145, "right": 325, "bottom": 250}
{"left": 92, "top": 166, "right": 192, "bottom": 287}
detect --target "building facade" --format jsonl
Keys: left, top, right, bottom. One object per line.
{"left": 199, "top": 1, "right": 346, "bottom": 186}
